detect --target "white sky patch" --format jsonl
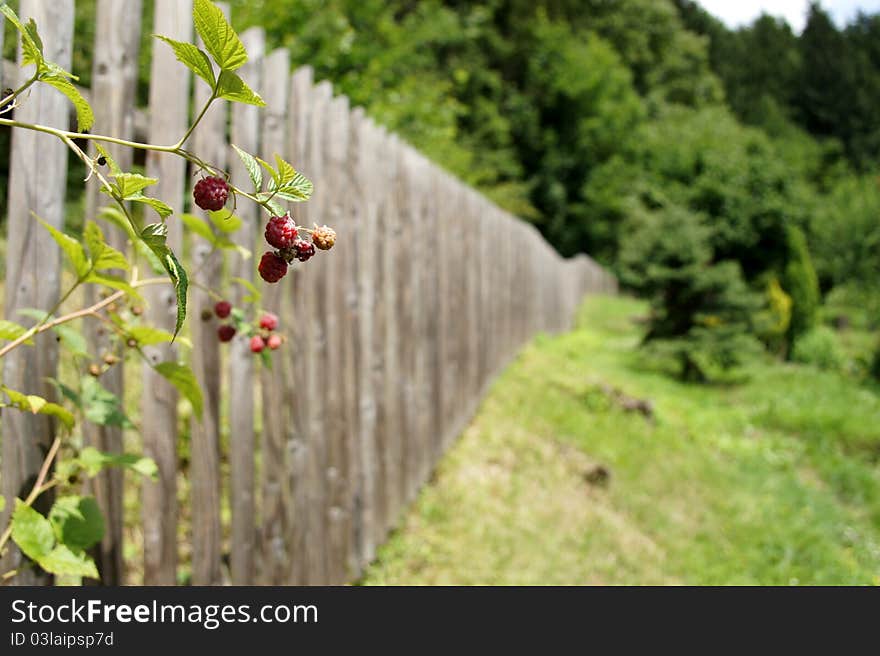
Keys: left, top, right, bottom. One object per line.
{"left": 694, "top": 0, "right": 880, "bottom": 33}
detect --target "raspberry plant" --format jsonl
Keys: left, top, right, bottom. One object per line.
{"left": 0, "top": 0, "right": 331, "bottom": 582}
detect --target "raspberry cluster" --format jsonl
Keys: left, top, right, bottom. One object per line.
{"left": 212, "top": 300, "right": 285, "bottom": 356}
{"left": 250, "top": 313, "right": 284, "bottom": 353}
{"left": 257, "top": 214, "right": 334, "bottom": 283}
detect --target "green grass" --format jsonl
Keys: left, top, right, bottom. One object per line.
{"left": 362, "top": 295, "right": 880, "bottom": 585}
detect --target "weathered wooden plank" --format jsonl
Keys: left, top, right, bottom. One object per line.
{"left": 187, "top": 1, "right": 229, "bottom": 586}
{"left": 0, "top": 0, "right": 73, "bottom": 586}
{"left": 284, "top": 65, "right": 314, "bottom": 585}
{"left": 258, "top": 47, "right": 291, "bottom": 585}
{"left": 80, "top": 0, "right": 143, "bottom": 586}
{"left": 140, "top": 0, "right": 192, "bottom": 587}
{"left": 303, "top": 80, "right": 333, "bottom": 584}
{"left": 227, "top": 26, "right": 264, "bottom": 585}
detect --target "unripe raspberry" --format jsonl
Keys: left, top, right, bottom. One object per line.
{"left": 201, "top": 308, "right": 214, "bottom": 321}
{"left": 214, "top": 300, "right": 232, "bottom": 319}
{"left": 88, "top": 363, "right": 102, "bottom": 377}
{"left": 131, "top": 305, "right": 144, "bottom": 316}
{"left": 312, "top": 224, "right": 336, "bottom": 250}
{"left": 103, "top": 353, "right": 118, "bottom": 366}
{"left": 193, "top": 176, "right": 229, "bottom": 211}
{"left": 264, "top": 214, "right": 298, "bottom": 249}
{"left": 250, "top": 335, "right": 266, "bottom": 353}
{"left": 293, "top": 238, "right": 316, "bottom": 262}
{"left": 259, "top": 312, "right": 279, "bottom": 331}
{"left": 217, "top": 325, "right": 236, "bottom": 342}
{"left": 267, "top": 334, "right": 283, "bottom": 350}
{"left": 258, "top": 251, "right": 288, "bottom": 283}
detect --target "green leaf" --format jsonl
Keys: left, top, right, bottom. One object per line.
{"left": 81, "top": 376, "right": 133, "bottom": 428}
{"left": 37, "top": 545, "right": 99, "bottom": 580}
{"left": 35, "top": 215, "right": 91, "bottom": 279}
{"left": 113, "top": 173, "right": 158, "bottom": 199}
{"left": 135, "top": 240, "right": 165, "bottom": 274}
{"left": 46, "top": 378, "right": 81, "bottom": 408}
{"left": 19, "top": 311, "right": 89, "bottom": 357}
{"left": 180, "top": 212, "right": 217, "bottom": 245}
{"left": 77, "top": 447, "right": 158, "bottom": 480}
{"left": 262, "top": 197, "right": 286, "bottom": 217}
{"left": 2, "top": 386, "right": 75, "bottom": 432}
{"left": 154, "top": 35, "right": 215, "bottom": 88}
{"left": 259, "top": 347, "right": 272, "bottom": 370}
{"left": 232, "top": 144, "right": 262, "bottom": 192}
{"left": 216, "top": 69, "right": 265, "bottom": 106}
{"left": 40, "top": 74, "right": 94, "bottom": 132}
{"left": 11, "top": 500, "right": 54, "bottom": 561}
{"left": 0, "top": 319, "right": 30, "bottom": 342}
{"left": 84, "top": 221, "right": 129, "bottom": 271}
{"left": 128, "top": 193, "right": 174, "bottom": 219}
{"left": 208, "top": 210, "right": 243, "bottom": 234}
{"left": 193, "top": 0, "right": 248, "bottom": 71}
{"left": 274, "top": 154, "right": 296, "bottom": 186}
{"left": 0, "top": 4, "right": 44, "bottom": 69}
{"left": 0, "top": 495, "right": 5, "bottom": 513}
{"left": 84, "top": 272, "right": 142, "bottom": 303}
{"left": 154, "top": 361, "right": 203, "bottom": 420}
{"left": 256, "top": 156, "right": 280, "bottom": 186}
{"left": 49, "top": 496, "right": 105, "bottom": 551}
{"left": 140, "top": 224, "right": 188, "bottom": 337}
{"left": 274, "top": 174, "right": 313, "bottom": 202}
{"left": 127, "top": 325, "right": 176, "bottom": 347}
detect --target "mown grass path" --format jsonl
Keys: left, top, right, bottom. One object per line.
{"left": 362, "top": 296, "right": 880, "bottom": 585}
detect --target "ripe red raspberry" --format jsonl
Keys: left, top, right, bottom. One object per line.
{"left": 214, "top": 300, "right": 232, "bottom": 319}
{"left": 293, "top": 238, "right": 316, "bottom": 262}
{"left": 259, "top": 312, "right": 279, "bottom": 331}
{"left": 250, "top": 335, "right": 266, "bottom": 353}
{"left": 258, "top": 251, "right": 288, "bottom": 283}
{"left": 193, "top": 176, "right": 229, "bottom": 211}
{"left": 217, "top": 325, "right": 236, "bottom": 342}
{"left": 264, "top": 214, "right": 298, "bottom": 250}
{"left": 267, "top": 334, "right": 283, "bottom": 350}
{"left": 311, "top": 224, "right": 336, "bottom": 251}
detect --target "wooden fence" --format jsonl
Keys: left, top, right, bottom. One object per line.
{"left": 0, "top": 0, "right": 616, "bottom": 585}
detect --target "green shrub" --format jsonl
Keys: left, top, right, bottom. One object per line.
{"left": 791, "top": 326, "right": 844, "bottom": 371}
{"left": 782, "top": 225, "right": 820, "bottom": 350}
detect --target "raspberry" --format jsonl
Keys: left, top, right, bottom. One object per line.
{"left": 267, "top": 334, "right": 283, "bottom": 350}
{"left": 259, "top": 312, "right": 279, "bottom": 331}
{"left": 264, "top": 214, "right": 298, "bottom": 249}
{"left": 293, "top": 238, "right": 316, "bottom": 262}
{"left": 250, "top": 335, "right": 266, "bottom": 353}
{"left": 193, "top": 176, "right": 229, "bottom": 211}
{"left": 258, "top": 251, "right": 288, "bottom": 283}
{"left": 88, "top": 363, "right": 102, "bottom": 377}
{"left": 217, "top": 325, "right": 236, "bottom": 342}
{"left": 214, "top": 300, "right": 232, "bottom": 319}
{"left": 312, "top": 224, "right": 336, "bottom": 250}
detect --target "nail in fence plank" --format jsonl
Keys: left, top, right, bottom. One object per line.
{"left": 81, "top": 0, "right": 143, "bottom": 585}
{"left": 0, "top": 0, "right": 73, "bottom": 586}
{"left": 258, "top": 47, "right": 291, "bottom": 585}
{"left": 187, "top": 1, "right": 230, "bottom": 586}
{"left": 284, "top": 65, "right": 314, "bottom": 585}
{"left": 227, "top": 26, "right": 264, "bottom": 585}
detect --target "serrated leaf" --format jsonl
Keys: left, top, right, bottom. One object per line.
{"left": 40, "top": 74, "right": 94, "bottom": 132}
{"left": 0, "top": 319, "right": 30, "bottom": 342}
{"left": 49, "top": 496, "right": 104, "bottom": 551}
{"left": 274, "top": 154, "right": 296, "bottom": 186}
{"left": 84, "top": 221, "right": 129, "bottom": 271}
{"left": 155, "top": 35, "right": 215, "bottom": 88}
{"left": 78, "top": 447, "right": 159, "bottom": 480}
{"left": 129, "top": 193, "right": 174, "bottom": 219}
{"left": 94, "top": 144, "right": 122, "bottom": 176}
{"left": 256, "top": 156, "right": 280, "bottom": 185}
{"left": 193, "top": 0, "right": 247, "bottom": 71}
{"left": 35, "top": 215, "right": 91, "bottom": 279}
{"left": 2, "top": 386, "right": 75, "bottom": 431}
{"left": 180, "top": 212, "right": 217, "bottom": 245}
{"left": 11, "top": 500, "right": 55, "bottom": 561}
{"left": 84, "top": 272, "right": 142, "bottom": 303}
{"left": 208, "top": 209, "right": 243, "bottom": 233}
{"left": 262, "top": 196, "right": 286, "bottom": 217}
{"left": 113, "top": 173, "right": 158, "bottom": 199}
{"left": 154, "top": 361, "right": 203, "bottom": 419}
{"left": 81, "top": 377, "right": 133, "bottom": 428}
{"left": 140, "top": 224, "right": 188, "bottom": 337}
{"left": 37, "top": 545, "right": 99, "bottom": 580}
{"left": 0, "top": 4, "right": 44, "bottom": 69}
{"left": 233, "top": 144, "right": 262, "bottom": 191}
{"left": 127, "top": 325, "right": 176, "bottom": 347}
{"left": 275, "top": 172, "right": 313, "bottom": 202}
{"left": 216, "top": 69, "right": 265, "bottom": 106}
